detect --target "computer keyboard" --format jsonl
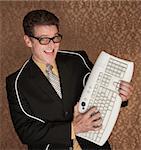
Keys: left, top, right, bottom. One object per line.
{"left": 77, "top": 51, "right": 134, "bottom": 146}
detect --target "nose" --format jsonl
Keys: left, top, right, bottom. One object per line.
{"left": 47, "top": 40, "right": 54, "bottom": 49}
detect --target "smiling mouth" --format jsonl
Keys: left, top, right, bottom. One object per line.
{"left": 44, "top": 49, "right": 55, "bottom": 54}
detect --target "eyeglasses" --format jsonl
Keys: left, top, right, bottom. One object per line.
{"left": 30, "top": 34, "right": 62, "bottom": 45}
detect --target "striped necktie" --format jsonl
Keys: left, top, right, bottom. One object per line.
{"left": 46, "top": 64, "right": 62, "bottom": 98}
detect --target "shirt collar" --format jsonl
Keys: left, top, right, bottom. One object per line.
{"left": 32, "top": 58, "right": 58, "bottom": 76}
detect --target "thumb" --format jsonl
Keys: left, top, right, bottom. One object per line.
{"left": 74, "top": 102, "right": 80, "bottom": 116}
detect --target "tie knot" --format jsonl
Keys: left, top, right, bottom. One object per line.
{"left": 46, "top": 64, "right": 53, "bottom": 72}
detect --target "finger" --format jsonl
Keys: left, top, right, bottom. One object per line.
{"left": 92, "top": 118, "right": 102, "bottom": 126}
{"left": 74, "top": 102, "right": 81, "bottom": 117}
{"left": 90, "top": 112, "right": 102, "bottom": 121}
{"left": 119, "top": 83, "right": 130, "bottom": 92}
{"left": 119, "top": 88, "right": 129, "bottom": 96}
{"left": 119, "top": 82, "right": 133, "bottom": 99}
{"left": 92, "top": 117, "right": 103, "bottom": 129}
{"left": 119, "top": 88, "right": 132, "bottom": 100}
{"left": 85, "top": 106, "right": 98, "bottom": 118}
{"left": 90, "top": 125, "right": 102, "bottom": 131}
{"left": 119, "top": 93, "right": 128, "bottom": 101}
{"left": 74, "top": 102, "right": 79, "bottom": 112}
{"left": 120, "top": 81, "right": 133, "bottom": 91}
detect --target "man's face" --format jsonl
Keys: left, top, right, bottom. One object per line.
{"left": 24, "top": 25, "right": 60, "bottom": 65}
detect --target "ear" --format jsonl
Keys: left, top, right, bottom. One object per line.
{"left": 24, "top": 35, "right": 32, "bottom": 48}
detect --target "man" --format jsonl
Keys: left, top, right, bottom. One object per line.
{"left": 6, "top": 10, "right": 133, "bottom": 150}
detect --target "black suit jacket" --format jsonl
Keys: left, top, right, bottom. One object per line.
{"left": 6, "top": 50, "right": 111, "bottom": 150}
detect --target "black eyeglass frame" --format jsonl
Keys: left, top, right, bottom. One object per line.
{"left": 29, "top": 34, "right": 63, "bottom": 45}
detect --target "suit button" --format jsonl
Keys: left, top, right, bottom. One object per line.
{"left": 65, "top": 111, "right": 72, "bottom": 120}
{"left": 65, "top": 111, "right": 68, "bottom": 116}
{"left": 65, "top": 111, "right": 70, "bottom": 120}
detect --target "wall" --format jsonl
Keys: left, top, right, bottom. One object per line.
{"left": 1, "top": 1, "right": 141, "bottom": 150}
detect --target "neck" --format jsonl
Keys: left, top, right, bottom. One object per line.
{"left": 32, "top": 55, "right": 56, "bottom": 66}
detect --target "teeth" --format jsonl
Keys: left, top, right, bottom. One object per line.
{"left": 44, "top": 49, "right": 54, "bottom": 53}
{"left": 45, "top": 50, "right": 53, "bottom": 53}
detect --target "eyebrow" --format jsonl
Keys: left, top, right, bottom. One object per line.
{"left": 36, "top": 32, "right": 59, "bottom": 38}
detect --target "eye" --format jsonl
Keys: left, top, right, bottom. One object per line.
{"left": 53, "top": 35, "right": 62, "bottom": 43}
{"left": 40, "top": 37, "right": 50, "bottom": 44}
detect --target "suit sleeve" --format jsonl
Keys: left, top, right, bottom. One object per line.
{"left": 6, "top": 77, "right": 71, "bottom": 145}
{"left": 77, "top": 50, "right": 94, "bottom": 70}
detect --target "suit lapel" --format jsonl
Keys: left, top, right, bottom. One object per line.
{"left": 28, "top": 58, "right": 62, "bottom": 102}
{"left": 28, "top": 53, "right": 74, "bottom": 103}
{"left": 56, "top": 53, "right": 74, "bottom": 103}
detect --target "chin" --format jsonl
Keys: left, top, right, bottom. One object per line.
{"left": 43, "top": 50, "right": 58, "bottom": 63}
{"left": 44, "top": 57, "right": 56, "bottom": 65}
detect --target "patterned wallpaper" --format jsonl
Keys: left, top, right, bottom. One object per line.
{"left": 1, "top": 1, "right": 141, "bottom": 150}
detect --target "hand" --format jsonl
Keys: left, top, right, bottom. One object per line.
{"left": 119, "top": 81, "right": 133, "bottom": 101}
{"left": 73, "top": 103, "right": 102, "bottom": 134}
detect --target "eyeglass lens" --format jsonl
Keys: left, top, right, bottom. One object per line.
{"left": 39, "top": 35, "right": 62, "bottom": 44}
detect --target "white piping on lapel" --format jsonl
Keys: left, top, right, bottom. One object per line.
{"left": 58, "top": 50, "right": 91, "bottom": 71}
{"left": 58, "top": 50, "right": 92, "bottom": 87}
{"left": 15, "top": 59, "right": 45, "bottom": 123}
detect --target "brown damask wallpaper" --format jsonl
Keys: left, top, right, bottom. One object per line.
{"left": 1, "top": 1, "right": 141, "bottom": 150}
